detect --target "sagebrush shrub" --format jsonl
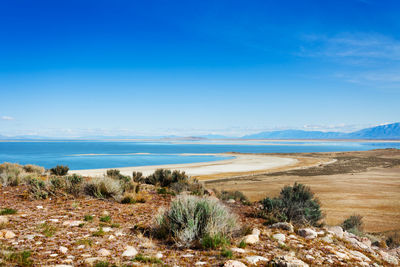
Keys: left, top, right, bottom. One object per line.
{"left": 23, "top": 164, "right": 44, "bottom": 174}
{"left": 132, "top": 171, "right": 143, "bottom": 182}
{"left": 216, "top": 190, "right": 250, "bottom": 204}
{"left": 341, "top": 214, "right": 363, "bottom": 232}
{"left": 65, "top": 174, "right": 83, "bottom": 196}
{"left": 156, "top": 195, "right": 239, "bottom": 247}
{"left": 83, "top": 176, "right": 123, "bottom": 199}
{"left": 260, "top": 182, "right": 322, "bottom": 226}
{"left": 27, "top": 177, "right": 50, "bottom": 199}
{"left": 0, "top": 162, "right": 24, "bottom": 186}
{"left": 50, "top": 165, "right": 69, "bottom": 176}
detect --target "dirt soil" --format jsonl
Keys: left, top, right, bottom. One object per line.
{"left": 206, "top": 149, "right": 400, "bottom": 233}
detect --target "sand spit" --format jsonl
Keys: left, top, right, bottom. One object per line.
{"left": 71, "top": 153, "right": 299, "bottom": 178}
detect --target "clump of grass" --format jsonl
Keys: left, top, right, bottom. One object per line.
{"left": 84, "top": 176, "right": 123, "bottom": 199}
{"left": 92, "top": 227, "right": 106, "bottom": 237}
{"left": 238, "top": 240, "right": 247, "bottom": 249}
{"left": 65, "top": 174, "right": 83, "bottom": 196}
{"left": 50, "top": 165, "right": 69, "bottom": 176}
{"left": 386, "top": 232, "right": 400, "bottom": 249}
{"left": 100, "top": 215, "right": 111, "bottom": 223}
{"left": 5, "top": 250, "right": 33, "bottom": 266}
{"left": 133, "top": 254, "right": 162, "bottom": 264}
{"left": 201, "top": 233, "right": 230, "bottom": 249}
{"left": 111, "top": 223, "right": 120, "bottom": 228}
{"left": 37, "top": 223, "right": 57, "bottom": 237}
{"left": 259, "top": 182, "right": 323, "bottom": 226}
{"left": 94, "top": 261, "right": 110, "bottom": 267}
{"left": 156, "top": 195, "right": 239, "bottom": 247}
{"left": 0, "top": 208, "right": 17, "bottom": 215}
{"left": 84, "top": 214, "right": 94, "bottom": 221}
{"left": 220, "top": 248, "right": 233, "bottom": 259}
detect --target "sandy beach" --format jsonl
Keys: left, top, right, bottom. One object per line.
{"left": 71, "top": 153, "right": 300, "bottom": 177}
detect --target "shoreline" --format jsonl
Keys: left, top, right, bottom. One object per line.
{"left": 70, "top": 153, "right": 301, "bottom": 178}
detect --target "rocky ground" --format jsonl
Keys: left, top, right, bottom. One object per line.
{"left": 0, "top": 185, "right": 399, "bottom": 266}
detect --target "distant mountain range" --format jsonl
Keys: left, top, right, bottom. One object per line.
{"left": 242, "top": 122, "right": 400, "bottom": 140}
{"left": 1, "top": 122, "right": 399, "bottom": 140}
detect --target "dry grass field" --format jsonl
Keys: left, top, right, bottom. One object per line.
{"left": 205, "top": 149, "right": 400, "bottom": 233}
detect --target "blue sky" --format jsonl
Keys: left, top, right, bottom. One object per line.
{"left": 0, "top": 0, "right": 399, "bottom": 137}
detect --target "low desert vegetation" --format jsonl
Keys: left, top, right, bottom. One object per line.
{"left": 156, "top": 194, "right": 239, "bottom": 248}
{"left": 259, "top": 182, "right": 323, "bottom": 226}
{"left": 49, "top": 165, "right": 69, "bottom": 176}
{"left": 0, "top": 208, "right": 17, "bottom": 215}
{"left": 83, "top": 176, "right": 123, "bottom": 199}
{"left": 214, "top": 189, "right": 251, "bottom": 204}
{"left": 341, "top": 214, "right": 364, "bottom": 236}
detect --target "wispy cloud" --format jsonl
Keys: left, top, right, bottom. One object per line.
{"left": 1, "top": 116, "right": 14, "bottom": 121}
{"left": 299, "top": 33, "right": 400, "bottom": 63}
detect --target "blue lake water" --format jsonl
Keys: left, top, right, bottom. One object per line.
{"left": 0, "top": 140, "right": 399, "bottom": 170}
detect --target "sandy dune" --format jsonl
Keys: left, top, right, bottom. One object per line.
{"left": 71, "top": 153, "right": 298, "bottom": 177}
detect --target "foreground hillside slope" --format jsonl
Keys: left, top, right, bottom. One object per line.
{"left": 0, "top": 184, "right": 399, "bottom": 266}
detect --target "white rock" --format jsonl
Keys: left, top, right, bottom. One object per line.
{"left": 59, "top": 246, "right": 68, "bottom": 254}
{"left": 50, "top": 253, "right": 58, "bottom": 257}
{"left": 26, "top": 234, "right": 35, "bottom": 240}
{"left": 272, "top": 233, "right": 286, "bottom": 242}
{"left": 97, "top": 248, "right": 111, "bottom": 256}
{"left": 321, "top": 235, "right": 333, "bottom": 243}
{"left": 224, "top": 260, "right": 247, "bottom": 267}
{"left": 195, "top": 262, "right": 207, "bottom": 265}
{"left": 305, "top": 255, "right": 314, "bottom": 261}
{"left": 349, "top": 250, "right": 370, "bottom": 262}
{"left": 243, "top": 234, "right": 259, "bottom": 244}
{"left": 36, "top": 205, "right": 43, "bottom": 209}
{"left": 102, "top": 210, "right": 110, "bottom": 216}
{"left": 62, "top": 220, "right": 84, "bottom": 227}
{"left": 53, "top": 265, "right": 73, "bottom": 267}
{"left": 246, "top": 256, "right": 268, "bottom": 265}
{"left": 327, "top": 226, "right": 344, "bottom": 238}
{"left": 155, "top": 252, "right": 163, "bottom": 259}
{"left": 115, "top": 230, "right": 125, "bottom": 236}
{"left": 231, "top": 248, "right": 246, "bottom": 253}
{"left": 77, "top": 245, "right": 85, "bottom": 249}
{"left": 108, "top": 235, "right": 115, "bottom": 240}
{"left": 297, "top": 228, "right": 317, "bottom": 239}
{"left": 0, "top": 230, "right": 16, "bottom": 239}
{"left": 102, "top": 227, "right": 112, "bottom": 232}
{"left": 67, "top": 255, "right": 75, "bottom": 259}
{"left": 49, "top": 219, "right": 59, "bottom": 223}
{"left": 379, "top": 251, "right": 398, "bottom": 265}
{"left": 35, "top": 241, "right": 42, "bottom": 245}
{"left": 227, "top": 199, "right": 235, "bottom": 203}
{"left": 122, "top": 246, "right": 138, "bottom": 257}
{"left": 0, "top": 216, "right": 9, "bottom": 225}
{"left": 85, "top": 257, "right": 105, "bottom": 266}
{"left": 182, "top": 254, "right": 194, "bottom": 258}
{"left": 335, "top": 251, "right": 349, "bottom": 260}
{"left": 251, "top": 228, "right": 261, "bottom": 236}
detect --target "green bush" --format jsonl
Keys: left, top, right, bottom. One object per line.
{"left": 106, "top": 169, "right": 130, "bottom": 184}
{"left": 84, "top": 176, "right": 123, "bottom": 199}
{"left": 133, "top": 254, "right": 163, "bottom": 264}
{"left": 156, "top": 195, "right": 239, "bottom": 247}
{"left": 144, "top": 169, "right": 188, "bottom": 187}
{"left": 50, "top": 165, "right": 69, "bottom": 176}
{"left": 27, "top": 177, "right": 50, "bottom": 199}
{"left": 260, "top": 182, "right": 322, "bottom": 226}
{"left": 220, "top": 248, "right": 233, "bottom": 259}
{"left": 65, "top": 174, "right": 83, "bottom": 196}
{"left": 341, "top": 214, "right": 363, "bottom": 232}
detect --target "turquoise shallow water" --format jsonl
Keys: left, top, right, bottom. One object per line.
{"left": 0, "top": 140, "right": 399, "bottom": 170}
